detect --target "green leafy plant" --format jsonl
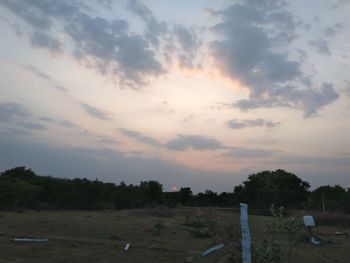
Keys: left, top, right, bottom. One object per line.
{"left": 255, "top": 204, "right": 302, "bottom": 263}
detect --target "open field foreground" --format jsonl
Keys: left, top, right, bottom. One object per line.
{"left": 0, "top": 208, "right": 350, "bottom": 262}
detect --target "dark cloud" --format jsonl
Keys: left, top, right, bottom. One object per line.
{"left": 19, "top": 121, "right": 46, "bottom": 130}
{"left": 0, "top": 102, "right": 31, "bottom": 123}
{"left": 119, "top": 128, "right": 161, "bottom": 147}
{"left": 210, "top": 1, "right": 339, "bottom": 116}
{"left": 308, "top": 39, "right": 331, "bottom": 55}
{"left": 65, "top": 12, "right": 164, "bottom": 88}
{"left": 30, "top": 30, "right": 63, "bottom": 53}
{"left": 1, "top": 0, "right": 165, "bottom": 89}
{"left": 223, "top": 147, "right": 273, "bottom": 158}
{"left": 227, "top": 119, "right": 279, "bottom": 129}
{"left": 0, "top": 103, "right": 47, "bottom": 132}
{"left": 1, "top": 0, "right": 54, "bottom": 30}
{"left": 234, "top": 82, "right": 339, "bottom": 117}
{"left": 126, "top": 0, "right": 167, "bottom": 48}
{"left": 210, "top": 1, "right": 300, "bottom": 95}
{"left": 1, "top": 0, "right": 78, "bottom": 26}
{"left": 172, "top": 24, "right": 201, "bottom": 68}
{"left": 165, "top": 135, "right": 222, "bottom": 151}
{"left": 81, "top": 103, "right": 110, "bottom": 121}
{"left": 2, "top": 0, "right": 203, "bottom": 88}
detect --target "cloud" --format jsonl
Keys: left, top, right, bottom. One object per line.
{"left": 126, "top": 0, "right": 167, "bottom": 48}
{"left": 227, "top": 119, "right": 279, "bottom": 129}
{"left": 1, "top": 0, "right": 165, "bottom": 89}
{"left": 22, "top": 64, "right": 68, "bottom": 92}
{"left": 0, "top": 127, "right": 31, "bottom": 137}
{"left": 22, "top": 64, "right": 52, "bottom": 80}
{"left": 97, "top": 136, "right": 119, "bottom": 145}
{"left": 19, "top": 121, "right": 46, "bottom": 130}
{"left": 0, "top": 102, "right": 47, "bottom": 132}
{"left": 324, "top": 23, "right": 342, "bottom": 37}
{"left": 81, "top": 103, "right": 110, "bottom": 121}
{"left": 53, "top": 84, "right": 68, "bottom": 92}
{"left": 119, "top": 128, "right": 161, "bottom": 147}
{"left": 30, "top": 30, "right": 63, "bottom": 53}
{"left": 2, "top": 0, "right": 204, "bottom": 88}
{"left": 1, "top": 0, "right": 78, "bottom": 27}
{"left": 172, "top": 24, "right": 201, "bottom": 68}
{"left": 234, "top": 82, "right": 339, "bottom": 117}
{"left": 57, "top": 120, "right": 75, "bottom": 127}
{"left": 210, "top": 1, "right": 300, "bottom": 93}
{"left": 65, "top": 12, "right": 164, "bottom": 88}
{"left": 1, "top": 0, "right": 55, "bottom": 30}
{"left": 210, "top": 1, "right": 339, "bottom": 116}
{"left": 344, "top": 80, "right": 350, "bottom": 98}
{"left": 40, "top": 117, "right": 54, "bottom": 122}
{"left": 308, "top": 39, "right": 331, "bottom": 55}
{"left": 165, "top": 135, "right": 222, "bottom": 151}
{"left": 223, "top": 147, "right": 274, "bottom": 158}
{"left": 0, "top": 102, "right": 31, "bottom": 123}
{"left": 79, "top": 130, "right": 119, "bottom": 145}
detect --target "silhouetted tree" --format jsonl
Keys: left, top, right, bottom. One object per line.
{"left": 140, "top": 180, "right": 163, "bottom": 205}
{"left": 178, "top": 187, "right": 193, "bottom": 205}
{"left": 233, "top": 169, "right": 310, "bottom": 209}
{"left": 308, "top": 185, "right": 349, "bottom": 212}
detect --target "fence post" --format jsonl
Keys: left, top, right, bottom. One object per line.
{"left": 240, "top": 203, "right": 251, "bottom": 263}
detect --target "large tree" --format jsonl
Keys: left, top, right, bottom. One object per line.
{"left": 309, "top": 185, "right": 349, "bottom": 211}
{"left": 233, "top": 169, "right": 310, "bottom": 208}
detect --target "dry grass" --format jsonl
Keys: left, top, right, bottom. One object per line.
{"left": 0, "top": 209, "right": 349, "bottom": 262}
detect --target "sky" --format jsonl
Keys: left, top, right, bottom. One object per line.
{"left": 0, "top": 0, "right": 350, "bottom": 192}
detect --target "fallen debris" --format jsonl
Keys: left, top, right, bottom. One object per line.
{"left": 335, "top": 231, "right": 349, "bottom": 236}
{"left": 201, "top": 243, "right": 225, "bottom": 256}
{"left": 13, "top": 238, "right": 48, "bottom": 242}
{"left": 124, "top": 243, "right": 130, "bottom": 251}
{"left": 310, "top": 236, "right": 321, "bottom": 245}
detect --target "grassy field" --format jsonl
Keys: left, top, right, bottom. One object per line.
{"left": 0, "top": 208, "right": 349, "bottom": 262}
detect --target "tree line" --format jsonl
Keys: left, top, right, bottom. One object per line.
{"left": 0, "top": 167, "right": 349, "bottom": 212}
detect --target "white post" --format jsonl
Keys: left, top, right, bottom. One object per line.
{"left": 240, "top": 203, "right": 251, "bottom": 263}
